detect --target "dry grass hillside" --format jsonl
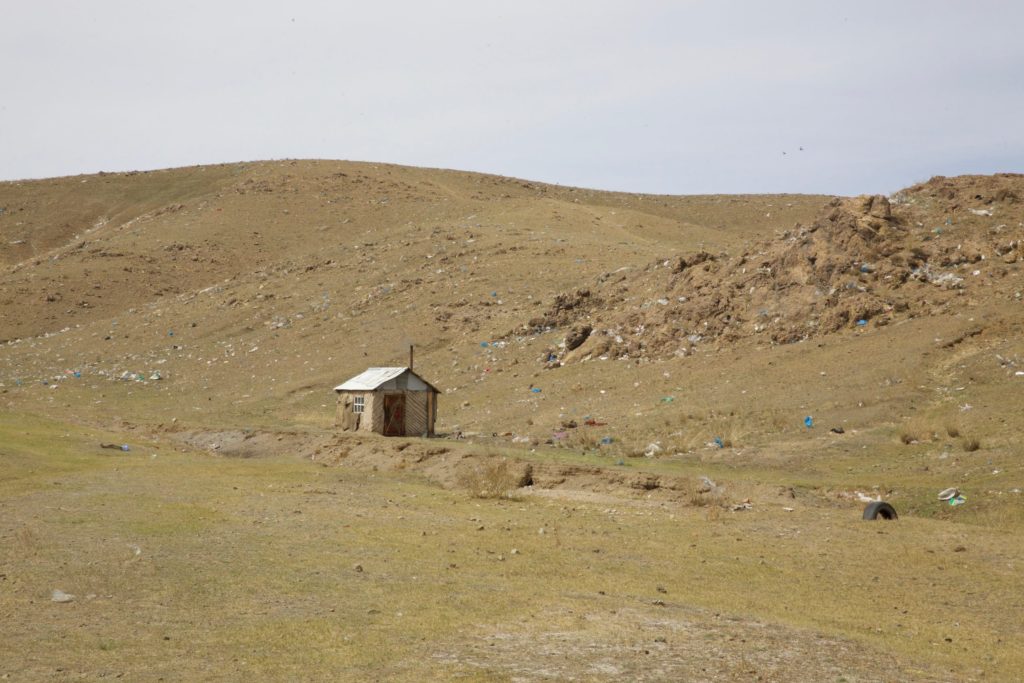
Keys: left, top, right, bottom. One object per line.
{"left": 2, "top": 161, "right": 1023, "bottom": 681}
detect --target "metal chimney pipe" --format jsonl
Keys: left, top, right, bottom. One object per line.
{"left": 409, "top": 344, "right": 414, "bottom": 370}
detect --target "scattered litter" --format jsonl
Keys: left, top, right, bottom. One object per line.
{"left": 731, "top": 500, "right": 752, "bottom": 511}
{"left": 782, "top": 507, "right": 795, "bottom": 512}
{"left": 530, "top": 387, "right": 542, "bottom": 393}
{"left": 584, "top": 419, "right": 608, "bottom": 427}
{"left": 51, "top": 589, "right": 75, "bottom": 603}
{"left": 856, "top": 319, "right": 867, "bottom": 326}
{"left": 804, "top": 416, "right": 814, "bottom": 428}
{"left": 712, "top": 437, "right": 724, "bottom": 448}
{"left": 644, "top": 442, "right": 662, "bottom": 457}
{"left": 480, "top": 341, "right": 489, "bottom": 347}
{"left": 855, "top": 491, "right": 879, "bottom": 503}
{"left": 1016, "top": 371, "right": 1024, "bottom": 376}
{"left": 100, "top": 443, "right": 130, "bottom": 452}
{"left": 938, "top": 487, "right": 967, "bottom": 505}
{"left": 830, "top": 427, "right": 845, "bottom": 434}
{"left": 149, "top": 371, "right": 162, "bottom": 381}
{"left": 660, "top": 396, "right": 674, "bottom": 403}
{"left": 599, "top": 436, "right": 614, "bottom": 445}
{"left": 968, "top": 208, "right": 993, "bottom": 217}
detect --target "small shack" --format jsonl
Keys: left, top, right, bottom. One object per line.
{"left": 334, "top": 367, "right": 439, "bottom": 436}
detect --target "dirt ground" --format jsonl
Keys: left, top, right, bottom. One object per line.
{"left": 2, "top": 162, "right": 1023, "bottom": 680}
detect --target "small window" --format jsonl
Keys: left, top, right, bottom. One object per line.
{"left": 352, "top": 395, "right": 364, "bottom": 413}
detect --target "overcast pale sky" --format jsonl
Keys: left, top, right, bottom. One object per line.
{"left": 3, "top": 1, "right": 1022, "bottom": 194}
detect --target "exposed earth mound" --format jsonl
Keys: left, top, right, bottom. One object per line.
{"left": 518, "top": 174, "right": 1023, "bottom": 362}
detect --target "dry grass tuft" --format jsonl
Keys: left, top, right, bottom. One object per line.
{"left": 566, "top": 428, "right": 600, "bottom": 451}
{"left": 962, "top": 437, "right": 981, "bottom": 452}
{"left": 15, "top": 527, "right": 38, "bottom": 555}
{"left": 684, "top": 477, "right": 727, "bottom": 509}
{"left": 458, "top": 458, "right": 524, "bottom": 499}
{"left": 899, "top": 416, "right": 944, "bottom": 445}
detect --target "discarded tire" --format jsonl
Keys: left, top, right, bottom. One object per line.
{"left": 862, "top": 501, "right": 898, "bottom": 520}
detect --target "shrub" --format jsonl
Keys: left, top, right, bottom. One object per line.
{"left": 459, "top": 458, "right": 525, "bottom": 499}
{"left": 962, "top": 438, "right": 981, "bottom": 452}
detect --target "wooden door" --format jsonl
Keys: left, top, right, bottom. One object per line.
{"left": 383, "top": 393, "right": 405, "bottom": 436}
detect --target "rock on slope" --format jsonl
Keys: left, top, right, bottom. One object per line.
{"left": 517, "top": 174, "right": 1023, "bottom": 362}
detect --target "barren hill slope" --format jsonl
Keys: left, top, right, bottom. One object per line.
{"left": 1, "top": 163, "right": 1022, "bottom": 458}
{"left": 1, "top": 159, "right": 825, "bottom": 421}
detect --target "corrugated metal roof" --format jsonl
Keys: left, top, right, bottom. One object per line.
{"left": 334, "top": 367, "right": 409, "bottom": 391}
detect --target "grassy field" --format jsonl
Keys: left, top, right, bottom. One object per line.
{"left": 2, "top": 411, "right": 1022, "bottom": 681}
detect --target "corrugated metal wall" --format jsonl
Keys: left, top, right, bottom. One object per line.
{"left": 366, "top": 392, "right": 384, "bottom": 433}
{"left": 405, "top": 391, "right": 429, "bottom": 436}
